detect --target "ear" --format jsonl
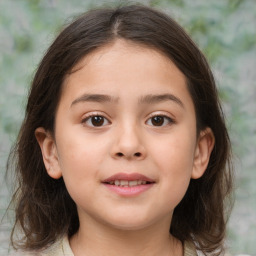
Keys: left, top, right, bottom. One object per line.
{"left": 192, "top": 127, "right": 215, "bottom": 179}
{"left": 35, "top": 127, "right": 62, "bottom": 179}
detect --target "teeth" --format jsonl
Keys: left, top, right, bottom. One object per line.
{"left": 120, "top": 180, "right": 128, "bottom": 186}
{"left": 108, "top": 180, "right": 149, "bottom": 187}
{"left": 129, "top": 180, "right": 138, "bottom": 186}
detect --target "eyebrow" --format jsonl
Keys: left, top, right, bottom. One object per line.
{"left": 71, "top": 93, "right": 184, "bottom": 108}
{"left": 138, "top": 93, "right": 184, "bottom": 108}
{"left": 71, "top": 93, "right": 118, "bottom": 107}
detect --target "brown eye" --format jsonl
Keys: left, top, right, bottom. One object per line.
{"left": 151, "top": 116, "right": 164, "bottom": 126}
{"left": 82, "top": 115, "right": 110, "bottom": 127}
{"left": 146, "top": 115, "right": 174, "bottom": 127}
{"left": 91, "top": 116, "right": 104, "bottom": 126}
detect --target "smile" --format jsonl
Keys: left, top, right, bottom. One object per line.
{"left": 106, "top": 180, "right": 151, "bottom": 187}
{"left": 102, "top": 173, "right": 155, "bottom": 196}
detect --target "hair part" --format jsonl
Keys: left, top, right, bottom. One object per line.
{"left": 8, "top": 4, "right": 233, "bottom": 255}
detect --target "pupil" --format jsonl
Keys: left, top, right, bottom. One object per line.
{"left": 152, "top": 116, "right": 164, "bottom": 126}
{"left": 92, "top": 116, "right": 104, "bottom": 126}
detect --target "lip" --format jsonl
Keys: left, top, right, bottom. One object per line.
{"left": 102, "top": 172, "right": 155, "bottom": 197}
{"left": 102, "top": 172, "right": 155, "bottom": 183}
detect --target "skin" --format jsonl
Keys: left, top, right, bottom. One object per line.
{"left": 36, "top": 39, "right": 214, "bottom": 256}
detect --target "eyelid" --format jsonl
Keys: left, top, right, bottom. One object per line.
{"left": 81, "top": 112, "right": 111, "bottom": 127}
{"left": 146, "top": 112, "right": 176, "bottom": 126}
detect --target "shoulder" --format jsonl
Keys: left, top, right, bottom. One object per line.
{"left": 8, "top": 236, "right": 73, "bottom": 256}
{"left": 183, "top": 240, "right": 237, "bottom": 256}
{"left": 184, "top": 240, "right": 198, "bottom": 256}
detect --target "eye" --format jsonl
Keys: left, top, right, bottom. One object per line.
{"left": 146, "top": 115, "right": 174, "bottom": 127}
{"left": 82, "top": 115, "right": 110, "bottom": 127}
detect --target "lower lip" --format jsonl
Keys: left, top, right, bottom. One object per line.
{"left": 103, "top": 183, "right": 154, "bottom": 196}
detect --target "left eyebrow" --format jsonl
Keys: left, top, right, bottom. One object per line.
{"left": 138, "top": 93, "right": 184, "bottom": 108}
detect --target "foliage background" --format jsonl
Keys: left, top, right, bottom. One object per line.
{"left": 0, "top": 0, "right": 255, "bottom": 255}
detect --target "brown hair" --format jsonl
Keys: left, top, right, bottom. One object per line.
{"left": 8, "top": 4, "right": 233, "bottom": 255}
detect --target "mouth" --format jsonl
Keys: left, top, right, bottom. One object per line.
{"left": 103, "top": 180, "right": 153, "bottom": 187}
{"left": 102, "top": 173, "right": 155, "bottom": 196}
{"left": 102, "top": 172, "right": 155, "bottom": 185}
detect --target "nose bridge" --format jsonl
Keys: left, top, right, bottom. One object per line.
{"left": 112, "top": 119, "right": 146, "bottom": 160}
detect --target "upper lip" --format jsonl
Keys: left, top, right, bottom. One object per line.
{"left": 102, "top": 173, "right": 155, "bottom": 183}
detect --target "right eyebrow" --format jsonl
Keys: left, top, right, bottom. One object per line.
{"left": 70, "top": 93, "right": 118, "bottom": 107}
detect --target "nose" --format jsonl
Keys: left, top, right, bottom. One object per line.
{"left": 110, "top": 124, "right": 146, "bottom": 161}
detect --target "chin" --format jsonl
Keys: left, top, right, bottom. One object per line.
{"left": 100, "top": 212, "right": 161, "bottom": 231}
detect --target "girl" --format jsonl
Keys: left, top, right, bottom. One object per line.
{"left": 8, "top": 4, "right": 233, "bottom": 256}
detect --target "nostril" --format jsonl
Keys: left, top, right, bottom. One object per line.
{"left": 115, "top": 152, "right": 142, "bottom": 158}
{"left": 134, "top": 152, "right": 141, "bottom": 157}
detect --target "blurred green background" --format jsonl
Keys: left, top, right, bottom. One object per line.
{"left": 0, "top": 0, "right": 255, "bottom": 255}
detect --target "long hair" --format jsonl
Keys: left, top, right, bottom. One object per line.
{"left": 8, "top": 4, "right": 233, "bottom": 255}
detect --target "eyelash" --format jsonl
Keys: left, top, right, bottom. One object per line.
{"left": 81, "top": 113, "right": 175, "bottom": 128}
{"left": 146, "top": 114, "right": 175, "bottom": 127}
{"left": 81, "top": 113, "right": 111, "bottom": 127}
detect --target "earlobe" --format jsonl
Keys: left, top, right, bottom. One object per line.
{"left": 192, "top": 127, "right": 215, "bottom": 179}
{"left": 35, "top": 127, "right": 62, "bottom": 179}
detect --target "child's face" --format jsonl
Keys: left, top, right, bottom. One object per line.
{"left": 38, "top": 39, "right": 214, "bottom": 231}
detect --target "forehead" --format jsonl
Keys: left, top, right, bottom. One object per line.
{"left": 69, "top": 40, "right": 175, "bottom": 75}
{"left": 60, "top": 39, "right": 193, "bottom": 110}
{"left": 64, "top": 39, "right": 186, "bottom": 88}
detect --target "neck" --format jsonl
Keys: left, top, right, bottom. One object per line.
{"left": 70, "top": 214, "right": 183, "bottom": 256}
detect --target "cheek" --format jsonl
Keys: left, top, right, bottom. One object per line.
{"left": 153, "top": 132, "right": 196, "bottom": 172}
{"left": 150, "top": 131, "right": 196, "bottom": 203}
{"left": 56, "top": 137, "right": 102, "bottom": 188}
{"left": 57, "top": 129, "right": 107, "bottom": 169}
{"left": 56, "top": 142, "right": 99, "bottom": 206}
